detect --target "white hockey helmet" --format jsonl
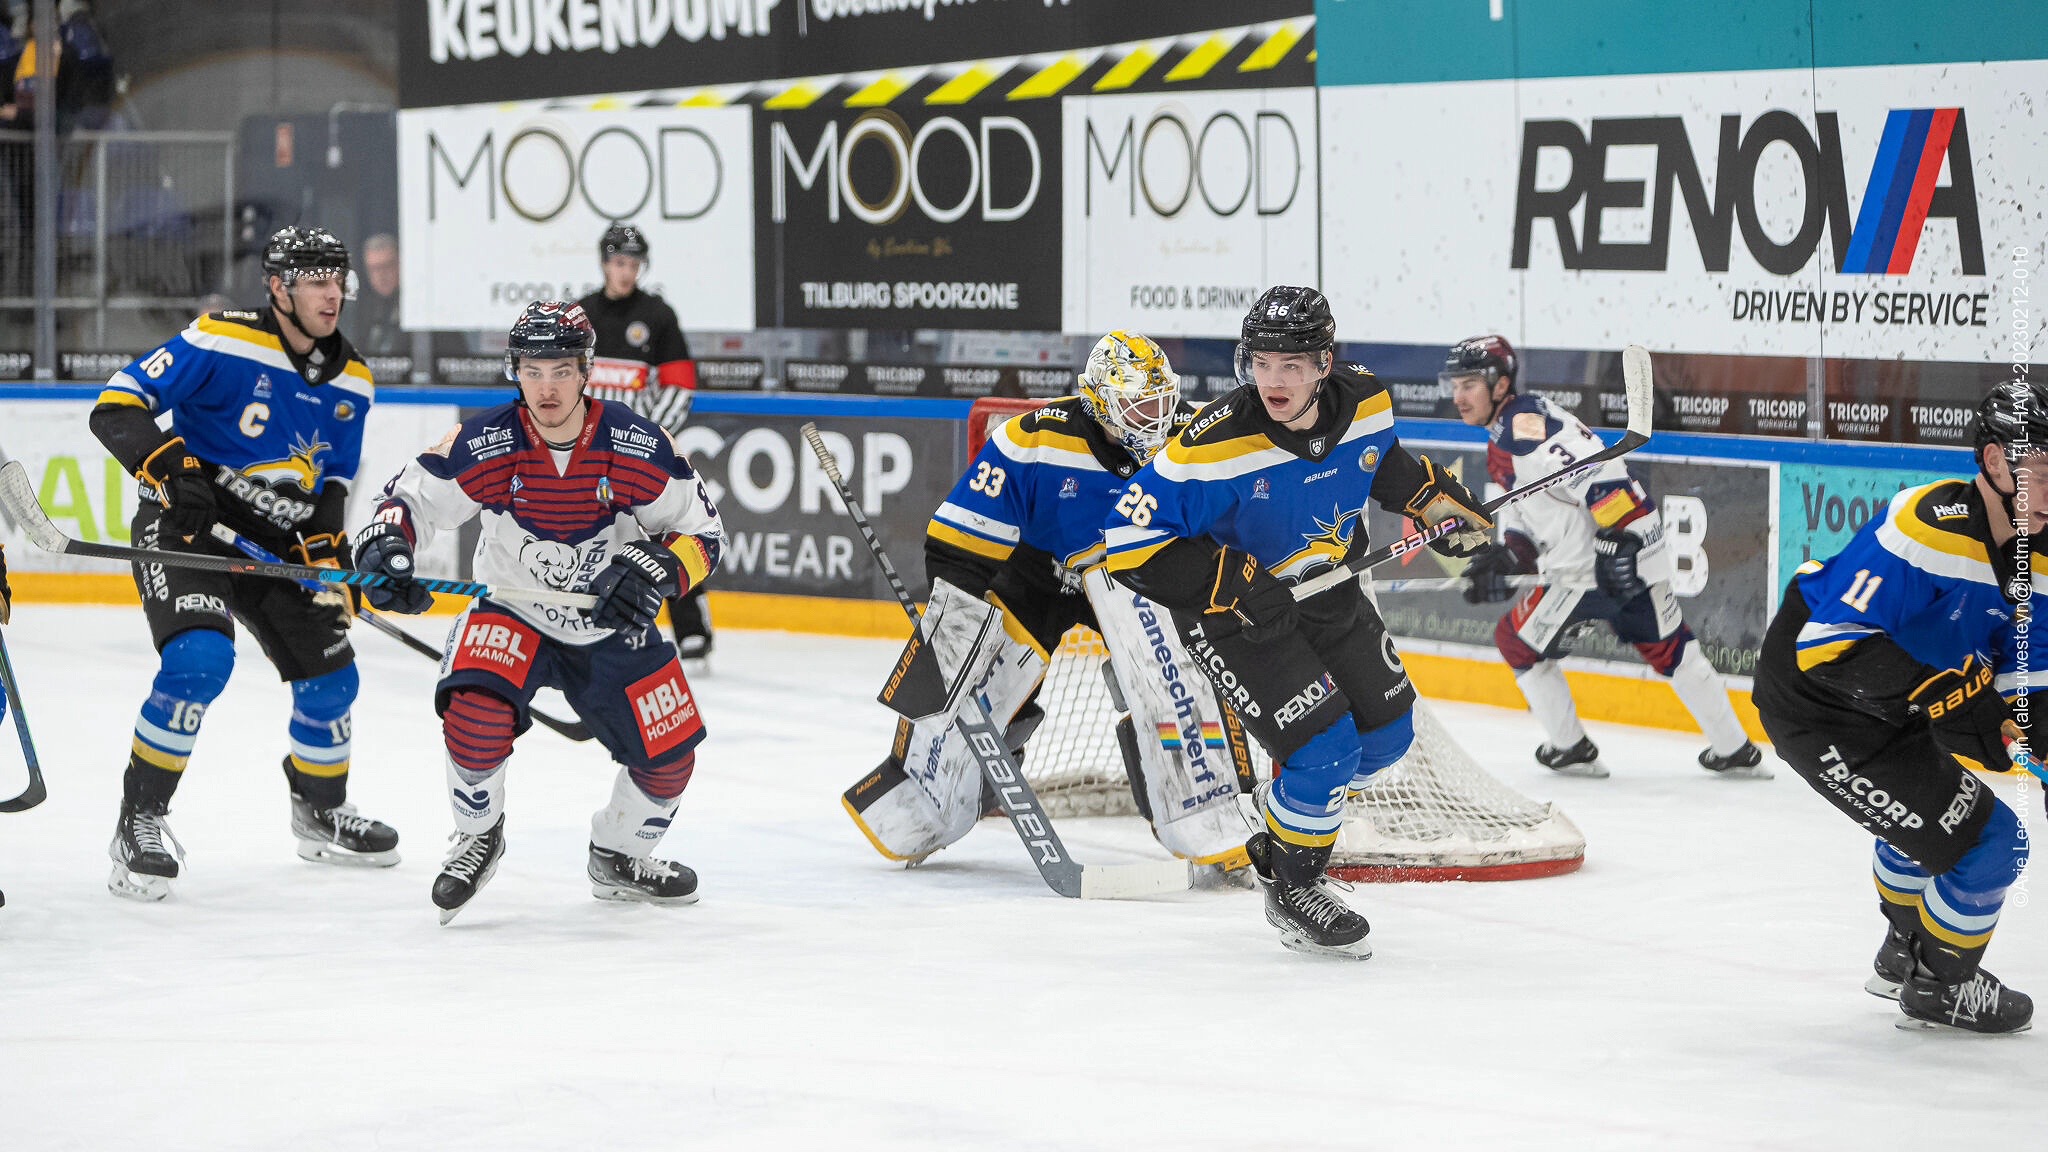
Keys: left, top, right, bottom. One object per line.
{"left": 1078, "top": 330, "right": 1181, "bottom": 460}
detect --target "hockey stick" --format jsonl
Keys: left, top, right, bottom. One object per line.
{"left": 208, "top": 525, "right": 595, "bottom": 743}
{"left": 0, "top": 630, "right": 47, "bottom": 812}
{"left": 1371, "top": 574, "right": 1546, "bottom": 595}
{"left": 798, "top": 422, "right": 1191, "bottom": 899}
{"left": 0, "top": 460, "right": 596, "bottom": 609}
{"left": 1291, "top": 344, "right": 1657, "bottom": 602}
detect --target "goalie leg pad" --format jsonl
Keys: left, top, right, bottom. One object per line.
{"left": 1087, "top": 569, "right": 1252, "bottom": 868}
{"left": 846, "top": 581, "right": 1047, "bottom": 862}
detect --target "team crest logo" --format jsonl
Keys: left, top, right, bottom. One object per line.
{"left": 1359, "top": 445, "right": 1380, "bottom": 470}
{"left": 252, "top": 374, "right": 273, "bottom": 399}
{"left": 1058, "top": 477, "right": 1078, "bottom": 499}
{"left": 1252, "top": 478, "right": 1271, "bottom": 500}
{"left": 520, "top": 537, "right": 581, "bottom": 589}
{"left": 242, "top": 433, "right": 331, "bottom": 493}
{"left": 626, "top": 321, "right": 651, "bottom": 348}
{"left": 333, "top": 400, "right": 356, "bottom": 422}
{"left": 509, "top": 475, "right": 524, "bottom": 497}
{"left": 1308, "top": 437, "right": 1327, "bottom": 455}
{"left": 596, "top": 476, "right": 615, "bottom": 504}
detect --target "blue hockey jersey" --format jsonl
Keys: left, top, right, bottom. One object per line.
{"left": 98, "top": 309, "right": 373, "bottom": 531}
{"left": 1792, "top": 478, "right": 2024, "bottom": 697}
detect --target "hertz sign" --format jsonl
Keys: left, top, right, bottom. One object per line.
{"left": 1512, "top": 107, "right": 1984, "bottom": 277}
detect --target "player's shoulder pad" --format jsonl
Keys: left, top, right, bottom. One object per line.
{"left": 1879, "top": 477, "right": 1992, "bottom": 569}
{"left": 1175, "top": 388, "right": 1262, "bottom": 448}
{"left": 1489, "top": 393, "right": 1560, "bottom": 454}
{"left": 593, "top": 398, "right": 679, "bottom": 465}
{"left": 206, "top": 308, "right": 263, "bottom": 326}
{"left": 995, "top": 395, "right": 1095, "bottom": 454}
{"left": 449, "top": 402, "right": 525, "bottom": 464}
{"left": 1897, "top": 478, "right": 1979, "bottom": 534}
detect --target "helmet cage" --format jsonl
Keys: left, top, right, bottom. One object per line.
{"left": 1079, "top": 332, "right": 1182, "bottom": 459}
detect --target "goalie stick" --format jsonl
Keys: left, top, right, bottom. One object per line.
{"left": 0, "top": 460, "right": 595, "bottom": 609}
{"left": 207, "top": 525, "right": 595, "bottom": 744}
{"left": 0, "top": 630, "right": 46, "bottom": 812}
{"left": 798, "top": 422, "right": 1190, "bottom": 900}
{"left": 1289, "top": 344, "right": 1657, "bottom": 602}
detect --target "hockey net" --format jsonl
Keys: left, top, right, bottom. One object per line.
{"left": 968, "top": 396, "right": 1585, "bottom": 882}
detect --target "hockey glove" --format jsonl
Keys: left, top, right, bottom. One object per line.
{"left": 1592, "top": 528, "right": 1649, "bottom": 601}
{"left": 352, "top": 521, "right": 434, "bottom": 616}
{"left": 1910, "top": 655, "right": 2013, "bottom": 775}
{"left": 590, "top": 541, "right": 683, "bottom": 634}
{"left": 294, "top": 531, "right": 361, "bottom": 618}
{"left": 138, "top": 437, "right": 219, "bottom": 541}
{"left": 1462, "top": 536, "right": 1534, "bottom": 605}
{"left": 1403, "top": 455, "right": 1493, "bottom": 558}
{"left": 1204, "top": 546, "right": 1298, "bottom": 644}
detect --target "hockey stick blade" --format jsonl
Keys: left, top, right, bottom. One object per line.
{"left": 956, "top": 696, "right": 1190, "bottom": 900}
{"left": 207, "top": 525, "right": 597, "bottom": 744}
{"left": 799, "top": 426, "right": 1189, "bottom": 898}
{"left": 0, "top": 631, "right": 47, "bottom": 812}
{"left": 0, "top": 461, "right": 594, "bottom": 608}
{"left": 1290, "top": 344, "right": 1655, "bottom": 602}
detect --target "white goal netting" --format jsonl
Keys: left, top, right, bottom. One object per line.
{"left": 971, "top": 397, "right": 1586, "bottom": 881}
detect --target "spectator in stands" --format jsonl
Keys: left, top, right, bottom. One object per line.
{"left": 353, "top": 232, "right": 402, "bottom": 355}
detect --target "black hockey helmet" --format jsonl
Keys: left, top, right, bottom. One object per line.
{"left": 600, "top": 222, "right": 650, "bottom": 263}
{"left": 1440, "top": 334, "right": 1518, "bottom": 391}
{"left": 1973, "top": 380, "right": 2048, "bottom": 465}
{"left": 262, "top": 225, "right": 356, "bottom": 299}
{"left": 1240, "top": 285, "right": 1336, "bottom": 355}
{"left": 503, "top": 300, "right": 596, "bottom": 381}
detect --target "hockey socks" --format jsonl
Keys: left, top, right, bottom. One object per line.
{"left": 590, "top": 765, "right": 685, "bottom": 857}
{"left": 443, "top": 688, "right": 516, "bottom": 833}
{"left": 1263, "top": 722, "right": 1360, "bottom": 850}
{"left": 285, "top": 666, "right": 357, "bottom": 810}
{"left": 1665, "top": 644, "right": 1753, "bottom": 761}
{"left": 1513, "top": 660, "right": 1588, "bottom": 754}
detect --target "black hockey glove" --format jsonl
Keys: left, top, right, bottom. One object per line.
{"left": 352, "top": 521, "right": 434, "bottom": 615}
{"left": 590, "top": 541, "right": 683, "bottom": 634}
{"left": 294, "top": 531, "right": 361, "bottom": 617}
{"left": 1203, "top": 546, "right": 1298, "bottom": 644}
{"left": 1910, "top": 655, "right": 2014, "bottom": 774}
{"left": 1462, "top": 537, "right": 1534, "bottom": 605}
{"left": 138, "top": 437, "right": 219, "bottom": 541}
{"left": 1592, "top": 528, "right": 1649, "bottom": 601}
{"left": 1403, "top": 455, "right": 1493, "bottom": 558}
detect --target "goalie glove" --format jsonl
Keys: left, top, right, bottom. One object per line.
{"left": 1909, "top": 655, "right": 2012, "bottom": 775}
{"left": 1403, "top": 455, "right": 1493, "bottom": 558}
{"left": 1203, "top": 547, "right": 1298, "bottom": 644}
{"left": 1592, "top": 527, "right": 1649, "bottom": 601}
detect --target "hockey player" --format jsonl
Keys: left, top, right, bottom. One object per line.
{"left": 1103, "top": 287, "right": 1493, "bottom": 958}
{"left": 844, "top": 332, "right": 1261, "bottom": 872}
{"left": 357, "top": 301, "right": 723, "bottom": 924}
{"left": 1751, "top": 383, "right": 2039, "bottom": 1034}
{"left": 88, "top": 226, "right": 398, "bottom": 900}
{"left": 574, "top": 223, "right": 710, "bottom": 663}
{"left": 1444, "top": 335, "right": 1766, "bottom": 779}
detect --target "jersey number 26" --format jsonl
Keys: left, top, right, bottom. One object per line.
{"left": 1115, "top": 483, "right": 1156, "bottom": 527}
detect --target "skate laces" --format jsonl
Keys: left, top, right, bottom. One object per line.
{"left": 320, "top": 803, "right": 379, "bottom": 838}
{"left": 628, "top": 855, "right": 681, "bottom": 881}
{"left": 1292, "top": 876, "right": 1355, "bottom": 930}
{"left": 1950, "top": 974, "right": 2005, "bottom": 1021}
{"left": 130, "top": 807, "right": 186, "bottom": 863}
{"left": 441, "top": 830, "right": 494, "bottom": 881}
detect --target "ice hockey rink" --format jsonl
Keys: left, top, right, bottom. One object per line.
{"left": 0, "top": 605, "right": 2039, "bottom": 1151}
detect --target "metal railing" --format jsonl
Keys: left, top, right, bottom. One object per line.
{"left": 0, "top": 128, "right": 234, "bottom": 351}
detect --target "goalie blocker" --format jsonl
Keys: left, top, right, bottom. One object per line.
{"left": 844, "top": 576, "right": 1253, "bottom": 867}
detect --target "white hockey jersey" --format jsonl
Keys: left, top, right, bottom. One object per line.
{"left": 374, "top": 399, "right": 724, "bottom": 645}
{"left": 1484, "top": 392, "right": 1668, "bottom": 588}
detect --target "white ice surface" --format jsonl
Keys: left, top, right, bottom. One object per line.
{"left": 0, "top": 606, "right": 2040, "bottom": 1151}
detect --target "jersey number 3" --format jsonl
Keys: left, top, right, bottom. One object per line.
{"left": 968, "top": 461, "right": 1006, "bottom": 498}
{"left": 1115, "top": 483, "right": 1156, "bottom": 527}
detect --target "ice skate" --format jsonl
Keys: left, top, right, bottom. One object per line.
{"left": 432, "top": 817, "right": 506, "bottom": 925}
{"left": 1699, "top": 741, "right": 1772, "bottom": 779}
{"left": 1898, "top": 967, "right": 2033, "bottom": 1034}
{"left": 1865, "top": 922, "right": 1914, "bottom": 1001}
{"left": 589, "top": 845, "right": 699, "bottom": 904}
{"left": 108, "top": 798, "right": 183, "bottom": 902}
{"left": 1536, "top": 736, "right": 1607, "bottom": 778}
{"left": 1246, "top": 831, "right": 1371, "bottom": 960}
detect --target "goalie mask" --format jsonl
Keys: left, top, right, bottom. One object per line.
{"left": 1078, "top": 331, "right": 1182, "bottom": 460}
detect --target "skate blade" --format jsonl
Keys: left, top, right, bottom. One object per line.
{"left": 590, "top": 882, "right": 700, "bottom": 905}
{"left": 1894, "top": 1014, "right": 2033, "bottom": 1034}
{"left": 296, "top": 840, "right": 401, "bottom": 868}
{"left": 1706, "top": 765, "right": 1775, "bottom": 780}
{"left": 1547, "top": 762, "right": 1609, "bottom": 779}
{"left": 1865, "top": 974, "right": 1904, "bottom": 1001}
{"left": 1275, "top": 929, "right": 1373, "bottom": 960}
{"left": 107, "top": 862, "right": 172, "bottom": 902}
{"left": 437, "top": 905, "right": 465, "bottom": 926}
